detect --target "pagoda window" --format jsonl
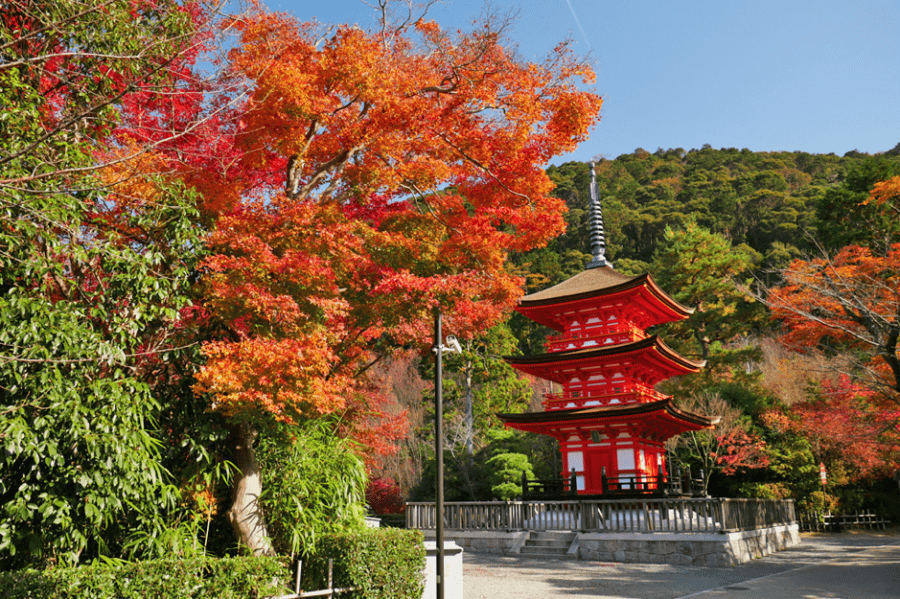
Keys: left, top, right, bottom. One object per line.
{"left": 567, "top": 451, "right": 584, "bottom": 470}
{"left": 616, "top": 448, "right": 635, "bottom": 471}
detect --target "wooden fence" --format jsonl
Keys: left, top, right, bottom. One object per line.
{"left": 798, "top": 510, "right": 890, "bottom": 532}
{"left": 269, "top": 559, "right": 360, "bottom": 599}
{"left": 407, "top": 498, "right": 796, "bottom": 534}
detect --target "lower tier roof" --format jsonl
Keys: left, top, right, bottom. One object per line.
{"left": 499, "top": 398, "right": 718, "bottom": 442}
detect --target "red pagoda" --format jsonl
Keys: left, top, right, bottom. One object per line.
{"left": 500, "top": 164, "right": 716, "bottom": 497}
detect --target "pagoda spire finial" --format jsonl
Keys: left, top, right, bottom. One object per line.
{"left": 586, "top": 161, "right": 612, "bottom": 269}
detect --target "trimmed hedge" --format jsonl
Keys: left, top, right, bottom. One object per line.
{"left": 303, "top": 528, "right": 425, "bottom": 599}
{"left": 0, "top": 555, "right": 288, "bottom": 599}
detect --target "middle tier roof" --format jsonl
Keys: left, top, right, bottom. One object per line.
{"left": 505, "top": 335, "right": 705, "bottom": 386}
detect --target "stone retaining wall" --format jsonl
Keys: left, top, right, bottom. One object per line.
{"left": 424, "top": 524, "right": 800, "bottom": 567}
{"left": 423, "top": 530, "right": 528, "bottom": 554}
{"left": 575, "top": 524, "right": 800, "bottom": 566}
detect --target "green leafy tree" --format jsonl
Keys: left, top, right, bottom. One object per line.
{"left": 485, "top": 453, "right": 534, "bottom": 501}
{"left": 0, "top": 0, "right": 215, "bottom": 566}
{"left": 414, "top": 324, "right": 533, "bottom": 499}
{"left": 651, "top": 222, "right": 764, "bottom": 378}
{"left": 443, "top": 325, "right": 533, "bottom": 457}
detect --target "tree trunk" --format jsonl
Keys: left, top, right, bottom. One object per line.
{"left": 227, "top": 423, "right": 274, "bottom": 556}
{"left": 464, "top": 354, "right": 475, "bottom": 458}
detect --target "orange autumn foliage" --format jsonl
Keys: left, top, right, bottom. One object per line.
{"left": 194, "top": 7, "right": 603, "bottom": 459}
{"left": 768, "top": 243, "right": 900, "bottom": 407}
{"left": 867, "top": 175, "right": 900, "bottom": 217}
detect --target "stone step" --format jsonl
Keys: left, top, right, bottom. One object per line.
{"left": 527, "top": 539, "right": 571, "bottom": 547}
{"left": 518, "top": 531, "right": 576, "bottom": 558}
{"left": 528, "top": 531, "right": 576, "bottom": 542}
{"left": 518, "top": 545, "right": 570, "bottom": 556}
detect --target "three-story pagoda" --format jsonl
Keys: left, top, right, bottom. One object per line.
{"left": 500, "top": 164, "right": 716, "bottom": 496}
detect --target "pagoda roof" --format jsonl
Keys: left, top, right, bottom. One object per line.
{"left": 498, "top": 398, "right": 718, "bottom": 440}
{"left": 504, "top": 335, "right": 705, "bottom": 385}
{"left": 515, "top": 267, "right": 694, "bottom": 331}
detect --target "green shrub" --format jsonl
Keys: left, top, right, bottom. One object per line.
{"left": 257, "top": 422, "right": 368, "bottom": 557}
{"left": 302, "top": 528, "right": 425, "bottom": 599}
{"left": 0, "top": 556, "right": 288, "bottom": 599}
{"left": 485, "top": 452, "right": 534, "bottom": 500}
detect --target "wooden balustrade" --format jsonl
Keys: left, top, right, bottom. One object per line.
{"left": 544, "top": 324, "right": 645, "bottom": 350}
{"left": 406, "top": 498, "right": 796, "bottom": 534}
{"left": 541, "top": 388, "right": 667, "bottom": 409}
{"left": 718, "top": 498, "right": 797, "bottom": 532}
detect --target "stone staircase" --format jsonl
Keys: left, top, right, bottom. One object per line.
{"left": 517, "top": 531, "right": 577, "bottom": 558}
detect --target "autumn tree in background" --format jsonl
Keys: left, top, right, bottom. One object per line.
{"left": 667, "top": 392, "right": 769, "bottom": 494}
{"left": 762, "top": 376, "right": 899, "bottom": 488}
{"left": 765, "top": 242, "right": 900, "bottom": 408}
{"left": 867, "top": 175, "right": 900, "bottom": 224}
{"left": 757, "top": 177, "right": 900, "bottom": 507}
{"left": 815, "top": 157, "right": 900, "bottom": 251}
{"left": 192, "top": 4, "right": 602, "bottom": 554}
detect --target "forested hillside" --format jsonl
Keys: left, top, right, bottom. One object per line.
{"left": 519, "top": 144, "right": 900, "bottom": 287}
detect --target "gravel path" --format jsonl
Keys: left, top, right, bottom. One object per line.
{"left": 462, "top": 530, "right": 900, "bottom": 599}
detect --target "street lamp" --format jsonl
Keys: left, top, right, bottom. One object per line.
{"left": 432, "top": 309, "right": 461, "bottom": 599}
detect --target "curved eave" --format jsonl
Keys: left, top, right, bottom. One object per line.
{"left": 504, "top": 335, "right": 705, "bottom": 384}
{"left": 499, "top": 398, "right": 718, "bottom": 433}
{"left": 516, "top": 270, "right": 694, "bottom": 331}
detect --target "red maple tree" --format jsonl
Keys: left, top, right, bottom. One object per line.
{"left": 191, "top": 4, "right": 603, "bottom": 553}
{"left": 762, "top": 376, "right": 900, "bottom": 483}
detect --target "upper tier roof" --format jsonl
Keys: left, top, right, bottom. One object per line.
{"left": 520, "top": 266, "right": 637, "bottom": 304}
{"left": 515, "top": 266, "right": 695, "bottom": 331}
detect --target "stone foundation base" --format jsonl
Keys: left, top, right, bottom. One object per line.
{"left": 424, "top": 524, "right": 800, "bottom": 567}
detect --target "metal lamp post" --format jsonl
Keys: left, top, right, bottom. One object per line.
{"left": 433, "top": 309, "right": 461, "bottom": 599}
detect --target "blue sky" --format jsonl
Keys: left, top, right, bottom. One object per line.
{"left": 262, "top": 0, "right": 900, "bottom": 165}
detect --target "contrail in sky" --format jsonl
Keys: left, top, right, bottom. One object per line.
{"left": 563, "top": 0, "right": 591, "bottom": 49}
